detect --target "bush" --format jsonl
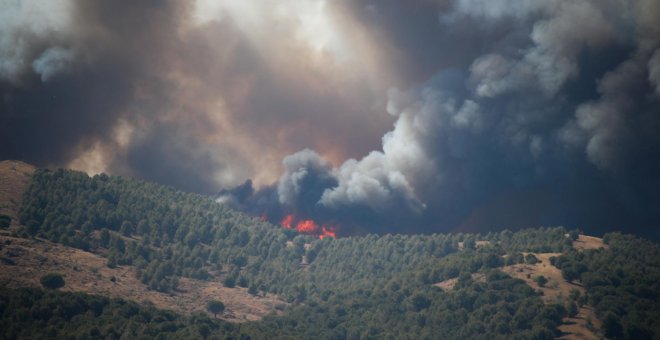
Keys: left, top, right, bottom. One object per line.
{"left": 40, "top": 273, "right": 65, "bottom": 289}
{"left": 223, "top": 276, "right": 236, "bottom": 288}
{"left": 0, "top": 214, "right": 11, "bottom": 228}
{"left": 535, "top": 275, "right": 548, "bottom": 287}
{"left": 525, "top": 254, "right": 539, "bottom": 264}
{"left": 206, "top": 300, "right": 225, "bottom": 318}
{"left": 566, "top": 301, "right": 578, "bottom": 317}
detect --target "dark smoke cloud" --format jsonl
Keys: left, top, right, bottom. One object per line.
{"left": 221, "top": 0, "right": 660, "bottom": 239}
{"left": 1, "top": 0, "right": 394, "bottom": 193}
{"left": 3, "top": 0, "right": 660, "bottom": 239}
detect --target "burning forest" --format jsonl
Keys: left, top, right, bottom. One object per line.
{"left": 279, "top": 214, "right": 337, "bottom": 239}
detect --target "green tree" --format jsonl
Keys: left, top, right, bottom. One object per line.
{"left": 248, "top": 283, "right": 258, "bottom": 295}
{"left": 40, "top": 273, "right": 65, "bottom": 289}
{"left": 603, "top": 312, "right": 623, "bottom": 339}
{"left": 566, "top": 301, "right": 578, "bottom": 317}
{"left": 525, "top": 254, "right": 538, "bottom": 264}
{"left": 223, "top": 275, "right": 236, "bottom": 288}
{"left": 120, "top": 221, "right": 134, "bottom": 237}
{"left": 535, "top": 275, "right": 547, "bottom": 287}
{"left": 206, "top": 300, "right": 225, "bottom": 318}
{"left": 0, "top": 214, "right": 11, "bottom": 228}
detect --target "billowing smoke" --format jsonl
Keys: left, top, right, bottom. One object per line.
{"left": 0, "top": 0, "right": 394, "bottom": 193}
{"left": 220, "top": 0, "right": 660, "bottom": 239}
{"left": 2, "top": 0, "right": 659, "bottom": 238}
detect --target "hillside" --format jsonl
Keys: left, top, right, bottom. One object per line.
{"left": 0, "top": 160, "right": 34, "bottom": 226}
{"left": 1, "top": 162, "right": 659, "bottom": 339}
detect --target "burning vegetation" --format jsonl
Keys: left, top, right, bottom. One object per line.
{"left": 280, "top": 214, "right": 337, "bottom": 239}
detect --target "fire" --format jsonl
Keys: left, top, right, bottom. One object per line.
{"left": 296, "top": 219, "right": 319, "bottom": 234}
{"left": 279, "top": 214, "right": 337, "bottom": 239}
{"left": 281, "top": 214, "right": 294, "bottom": 229}
{"left": 319, "top": 226, "right": 337, "bottom": 239}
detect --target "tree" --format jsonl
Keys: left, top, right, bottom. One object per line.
{"left": 223, "top": 275, "right": 236, "bottom": 288}
{"left": 463, "top": 238, "right": 476, "bottom": 250}
{"left": 566, "top": 301, "right": 578, "bottom": 317}
{"left": 206, "top": 300, "right": 225, "bottom": 318}
{"left": 525, "top": 254, "right": 538, "bottom": 264}
{"left": 248, "top": 283, "right": 258, "bottom": 295}
{"left": 40, "top": 273, "right": 65, "bottom": 289}
{"left": 0, "top": 214, "right": 11, "bottom": 228}
{"left": 120, "top": 221, "right": 134, "bottom": 237}
{"left": 535, "top": 275, "right": 548, "bottom": 287}
{"left": 603, "top": 312, "right": 623, "bottom": 339}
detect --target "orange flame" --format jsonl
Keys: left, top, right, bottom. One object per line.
{"left": 296, "top": 219, "right": 319, "bottom": 234}
{"left": 279, "top": 214, "right": 337, "bottom": 239}
{"left": 281, "top": 214, "right": 294, "bottom": 229}
{"left": 319, "top": 226, "right": 337, "bottom": 239}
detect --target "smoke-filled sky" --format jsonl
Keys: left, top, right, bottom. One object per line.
{"left": 2, "top": 0, "right": 660, "bottom": 238}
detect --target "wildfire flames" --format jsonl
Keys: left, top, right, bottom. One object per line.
{"left": 280, "top": 214, "right": 337, "bottom": 239}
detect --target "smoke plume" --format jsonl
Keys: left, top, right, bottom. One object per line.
{"left": 221, "top": 0, "right": 660, "bottom": 238}
{"left": 2, "top": 0, "right": 660, "bottom": 238}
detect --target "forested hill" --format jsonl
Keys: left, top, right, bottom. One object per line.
{"left": 0, "top": 166, "right": 658, "bottom": 339}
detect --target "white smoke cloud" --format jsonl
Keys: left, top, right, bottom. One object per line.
{"left": 0, "top": 0, "right": 75, "bottom": 83}
{"left": 267, "top": 0, "right": 660, "bottom": 234}
{"left": 277, "top": 149, "right": 336, "bottom": 210}
{"left": 32, "top": 46, "right": 75, "bottom": 82}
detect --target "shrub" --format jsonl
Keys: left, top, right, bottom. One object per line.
{"left": 535, "top": 275, "right": 548, "bottom": 287}
{"left": 206, "top": 300, "right": 225, "bottom": 318}
{"left": 40, "top": 273, "right": 65, "bottom": 289}
{"left": 525, "top": 254, "right": 539, "bottom": 264}
{"left": 0, "top": 214, "right": 11, "bottom": 228}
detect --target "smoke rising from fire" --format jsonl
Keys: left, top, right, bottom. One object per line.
{"left": 2, "top": 0, "right": 660, "bottom": 238}
{"left": 219, "top": 0, "right": 660, "bottom": 239}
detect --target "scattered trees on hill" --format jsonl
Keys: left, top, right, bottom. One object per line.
{"left": 14, "top": 168, "right": 660, "bottom": 338}
{"left": 552, "top": 233, "right": 660, "bottom": 338}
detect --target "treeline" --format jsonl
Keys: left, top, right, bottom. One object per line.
{"left": 552, "top": 233, "right": 660, "bottom": 339}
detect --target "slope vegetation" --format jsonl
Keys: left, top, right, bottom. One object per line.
{"left": 0, "top": 165, "right": 658, "bottom": 339}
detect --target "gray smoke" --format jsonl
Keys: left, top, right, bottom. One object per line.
{"left": 3, "top": 0, "right": 660, "bottom": 238}
{"left": 223, "top": 0, "right": 660, "bottom": 238}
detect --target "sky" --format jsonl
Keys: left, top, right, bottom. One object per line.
{"left": 1, "top": 0, "right": 660, "bottom": 239}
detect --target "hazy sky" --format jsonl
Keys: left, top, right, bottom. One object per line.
{"left": 2, "top": 0, "right": 660, "bottom": 238}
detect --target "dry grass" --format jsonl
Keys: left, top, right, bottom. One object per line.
{"left": 500, "top": 253, "right": 576, "bottom": 303}
{"left": 0, "top": 235, "right": 286, "bottom": 322}
{"left": 573, "top": 235, "right": 607, "bottom": 251}
{"left": 500, "top": 253, "right": 601, "bottom": 339}
{"left": 432, "top": 273, "right": 485, "bottom": 292}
